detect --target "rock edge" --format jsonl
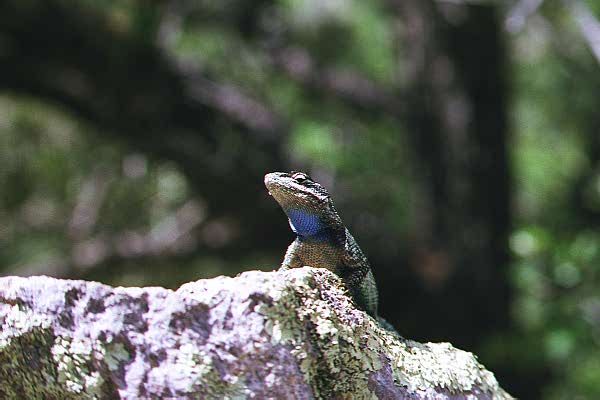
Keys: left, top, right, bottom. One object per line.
{"left": 0, "top": 267, "right": 513, "bottom": 399}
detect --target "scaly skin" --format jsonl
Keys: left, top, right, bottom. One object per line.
{"left": 264, "top": 171, "right": 378, "bottom": 318}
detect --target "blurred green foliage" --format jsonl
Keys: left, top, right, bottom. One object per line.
{"left": 1, "top": 0, "right": 600, "bottom": 398}
{"left": 0, "top": 95, "right": 242, "bottom": 286}
{"left": 506, "top": 3, "right": 600, "bottom": 397}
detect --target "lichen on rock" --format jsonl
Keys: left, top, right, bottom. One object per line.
{"left": 0, "top": 269, "right": 512, "bottom": 399}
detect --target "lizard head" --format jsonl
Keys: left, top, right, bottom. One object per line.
{"left": 264, "top": 171, "right": 343, "bottom": 234}
{"left": 264, "top": 171, "right": 330, "bottom": 209}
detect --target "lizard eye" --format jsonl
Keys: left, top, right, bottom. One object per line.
{"left": 292, "top": 172, "right": 309, "bottom": 183}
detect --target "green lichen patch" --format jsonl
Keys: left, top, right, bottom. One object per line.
{"left": 0, "top": 305, "right": 74, "bottom": 399}
{"left": 0, "top": 327, "right": 68, "bottom": 400}
{"left": 0, "top": 304, "right": 51, "bottom": 347}
{"left": 0, "top": 304, "right": 112, "bottom": 399}
{"left": 103, "top": 342, "right": 131, "bottom": 372}
{"left": 170, "top": 343, "right": 245, "bottom": 398}
{"left": 51, "top": 336, "right": 105, "bottom": 398}
{"left": 259, "top": 267, "right": 385, "bottom": 398}
{"left": 377, "top": 330, "right": 512, "bottom": 399}
{"left": 259, "top": 267, "right": 511, "bottom": 399}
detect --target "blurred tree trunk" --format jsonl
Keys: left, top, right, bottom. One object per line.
{"left": 385, "top": 0, "right": 511, "bottom": 350}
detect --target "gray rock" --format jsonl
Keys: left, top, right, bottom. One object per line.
{"left": 0, "top": 267, "right": 512, "bottom": 399}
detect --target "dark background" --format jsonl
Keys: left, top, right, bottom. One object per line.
{"left": 2, "top": 0, "right": 600, "bottom": 398}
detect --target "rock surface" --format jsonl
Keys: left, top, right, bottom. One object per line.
{"left": 0, "top": 267, "right": 512, "bottom": 399}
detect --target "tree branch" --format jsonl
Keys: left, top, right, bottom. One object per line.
{"left": 269, "top": 46, "right": 404, "bottom": 116}
{"left": 505, "top": 0, "right": 545, "bottom": 33}
{"left": 566, "top": 0, "right": 600, "bottom": 66}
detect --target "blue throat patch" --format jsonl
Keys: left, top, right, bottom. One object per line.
{"left": 285, "top": 208, "right": 326, "bottom": 238}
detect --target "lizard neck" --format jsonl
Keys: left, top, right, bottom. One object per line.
{"left": 284, "top": 208, "right": 339, "bottom": 241}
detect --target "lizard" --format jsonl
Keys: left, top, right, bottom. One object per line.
{"left": 264, "top": 171, "right": 382, "bottom": 320}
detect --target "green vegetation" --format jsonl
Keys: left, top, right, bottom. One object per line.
{"left": 1, "top": 0, "right": 600, "bottom": 397}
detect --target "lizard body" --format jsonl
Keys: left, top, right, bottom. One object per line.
{"left": 264, "top": 171, "right": 379, "bottom": 318}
